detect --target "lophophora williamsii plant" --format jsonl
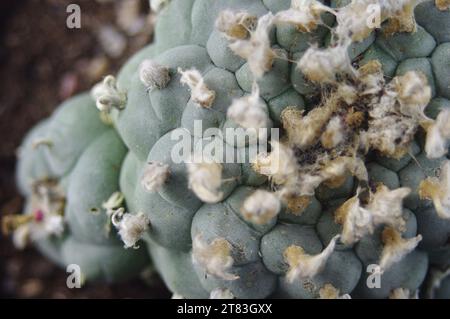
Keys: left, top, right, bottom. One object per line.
{"left": 4, "top": 0, "right": 450, "bottom": 298}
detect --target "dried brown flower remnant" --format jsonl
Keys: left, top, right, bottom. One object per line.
{"left": 281, "top": 101, "right": 337, "bottom": 149}
{"left": 345, "top": 109, "right": 365, "bottom": 128}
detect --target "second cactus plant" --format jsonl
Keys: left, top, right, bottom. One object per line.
{"left": 5, "top": 0, "right": 450, "bottom": 299}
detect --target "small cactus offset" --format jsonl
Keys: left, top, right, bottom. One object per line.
{"left": 6, "top": 94, "right": 149, "bottom": 283}
{"left": 4, "top": 0, "right": 450, "bottom": 298}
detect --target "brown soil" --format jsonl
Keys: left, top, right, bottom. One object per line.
{"left": 0, "top": 0, "right": 170, "bottom": 298}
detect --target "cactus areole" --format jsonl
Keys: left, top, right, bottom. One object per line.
{"left": 5, "top": 0, "right": 450, "bottom": 298}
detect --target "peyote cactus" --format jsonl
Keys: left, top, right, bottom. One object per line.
{"left": 6, "top": 94, "right": 149, "bottom": 283}
{"left": 5, "top": 0, "right": 450, "bottom": 298}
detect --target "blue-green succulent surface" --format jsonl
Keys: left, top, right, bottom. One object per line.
{"left": 8, "top": 0, "right": 450, "bottom": 298}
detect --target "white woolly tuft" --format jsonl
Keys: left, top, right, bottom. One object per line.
{"left": 209, "top": 288, "right": 235, "bottom": 299}
{"left": 141, "top": 162, "right": 170, "bottom": 192}
{"left": 274, "top": 0, "right": 333, "bottom": 32}
{"left": 285, "top": 235, "right": 339, "bottom": 282}
{"left": 187, "top": 156, "right": 224, "bottom": 203}
{"left": 379, "top": 227, "right": 422, "bottom": 271}
{"left": 419, "top": 160, "right": 450, "bottom": 219}
{"left": 228, "top": 13, "right": 275, "bottom": 79}
{"left": 241, "top": 190, "right": 281, "bottom": 225}
{"left": 297, "top": 41, "right": 355, "bottom": 84}
{"left": 192, "top": 234, "right": 239, "bottom": 281}
{"left": 227, "top": 84, "right": 270, "bottom": 139}
{"left": 178, "top": 68, "right": 216, "bottom": 108}
{"left": 215, "top": 10, "right": 257, "bottom": 40}
{"left": 139, "top": 59, "right": 171, "bottom": 91}
{"left": 425, "top": 109, "right": 450, "bottom": 159}
{"left": 150, "top": 0, "right": 170, "bottom": 13}
{"left": 112, "top": 210, "right": 150, "bottom": 249}
{"left": 253, "top": 141, "right": 298, "bottom": 186}
{"left": 91, "top": 75, "right": 127, "bottom": 113}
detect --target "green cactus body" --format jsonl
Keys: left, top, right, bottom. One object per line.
{"left": 9, "top": 0, "right": 450, "bottom": 298}
{"left": 13, "top": 94, "right": 149, "bottom": 283}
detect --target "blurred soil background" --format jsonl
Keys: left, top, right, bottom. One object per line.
{"left": 0, "top": 0, "right": 170, "bottom": 298}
